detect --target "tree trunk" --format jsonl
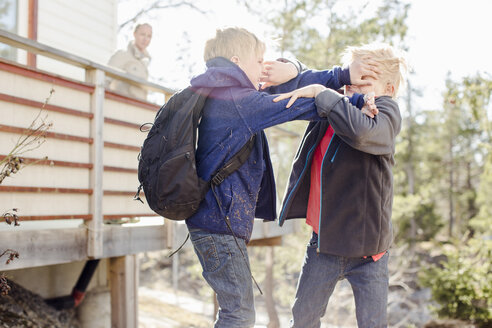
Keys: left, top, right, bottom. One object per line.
{"left": 406, "top": 80, "right": 417, "bottom": 250}
{"left": 448, "top": 139, "right": 455, "bottom": 238}
{"left": 265, "top": 247, "right": 280, "bottom": 328}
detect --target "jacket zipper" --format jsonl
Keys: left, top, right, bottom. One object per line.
{"left": 331, "top": 143, "right": 340, "bottom": 163}
{"left": 318, "top": 133, "right": 337, "bottom": 253}
{"left": 278, "top": 144, "right": 317, "bottom": 225}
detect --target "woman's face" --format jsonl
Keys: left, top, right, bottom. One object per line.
{"left": 134, "top": 25, "right": 152, "bottom": 52}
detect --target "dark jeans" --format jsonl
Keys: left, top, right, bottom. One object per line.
{"left": 290, "top": 232, "right": 389, "bottom": 328}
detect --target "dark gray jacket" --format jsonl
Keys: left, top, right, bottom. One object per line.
{"left": 279, "top": 89, "right": 401, "bottom": 257}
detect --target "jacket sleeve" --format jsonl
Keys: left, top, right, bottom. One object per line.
{"left": 234, "top": 89, "right": 324, "bottom": 134}
{"left": 265, "top": 66, "right": 348, "bottom": 94}
{"left": 315, "top": 89, "right": 401, "bottom": 155}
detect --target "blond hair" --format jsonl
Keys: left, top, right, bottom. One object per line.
{"left": 342, "top": 43, "right": 407, "bottom": 97}
{"left": 204, "top": 27, "right": 265, "bottom": 62}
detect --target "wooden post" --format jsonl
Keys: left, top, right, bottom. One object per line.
{"left": 165, "top": 219, "right": 174, "bottom": 249}
{"left": 213, "top": 292, "right": 219, "bottom": 321}
{"left": 27, "top": 0, "right": 38, "bottom": 67}
{"left": 87, "top": 69, "right": 105, "bottom": 258}
{"left": 172, "top": 226, "right": 179, "bottom": 291}
{"left": 110, "top": 255, "right": 139, "bottom": 328}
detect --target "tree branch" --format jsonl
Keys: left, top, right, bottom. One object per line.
{"left": 119, "top": 1, "right": 208, "bottom": 31}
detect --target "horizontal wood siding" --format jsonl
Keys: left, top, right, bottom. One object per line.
{"left": 0, "top": 192, "right": 90, "bottom": 216}
{"left": 0, "top": 60, "right": 157, "bottom": 219}
{"left": 0, "top": 67, "right": 92, "bottom": 111}
{"left": 101, "top": 96, "right": 155, "bottom": 215}
{"left": 0, "top": 131, "right": 91, "bottom": 163}
{"left": 0, "top": 166, "right": 90, "bottom": 189}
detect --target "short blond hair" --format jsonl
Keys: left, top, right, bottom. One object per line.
{"left": 342, "top": 43, "right": 407, "bottom": 97}
{"left": 204, "top": 27, "right": 265, "bottom": 62}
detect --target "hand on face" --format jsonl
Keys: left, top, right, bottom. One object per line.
{"left": 259, "top": 60, "right": 298, "bottom": 89}
{"left": 346, "top": 75, "right": 377, "bottom": 97}
{"left": 349, "top": 58, "right": 381, "bottom": 87}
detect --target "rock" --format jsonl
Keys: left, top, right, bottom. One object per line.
{"left": 388, "top": 288, "right": 433, "bottom": 327}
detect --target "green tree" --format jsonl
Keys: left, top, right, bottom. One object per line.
{"left": 441, "top": 74, "right": 491, "bottom": 238}
{"left": 420, "top": 239, "right": 492, "bottom": 327}
{"left": 459, "top": 75, "right": 492, "bottom": 236}
{"left": 393, "top": 79, "right": 445, "bottom": 246}
{"left": 418, "top": 75, "right": 492, "bottom": 326}
{"left": 254, "top": 0, "right": 409, "bottom": 69}
{"left": 394, "top": 74, "right": 492, "bottom": 244}
{"left": 472, "top": 151, "right": 492, "bottom": 235}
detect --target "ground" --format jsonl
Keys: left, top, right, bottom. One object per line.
{"left": 137, "top": 247, "right": 439, "bottom": 328}
{"left": 0, "top": 245, "right": 473, "bottom": 328}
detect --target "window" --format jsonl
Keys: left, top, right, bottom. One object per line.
{"left": 0, "top": 0, "right": 18, "bottom": 61}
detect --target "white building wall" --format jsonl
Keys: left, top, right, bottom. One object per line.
{"left": 36, "top": 0, "right": 118, "bottom": 80}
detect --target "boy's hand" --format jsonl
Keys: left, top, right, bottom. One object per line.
{"left": 273, "top": 84, "right": 326, "bottom": 108}
{"left": 260, "top": 60, "right": 298, "bottom": 89}
{"left": 349, "top": 58, "right": 381, "bottom": 86}
{"left": 361, "top": 92, "right": 378, "bottom": 118}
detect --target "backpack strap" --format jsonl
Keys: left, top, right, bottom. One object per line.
{"left": 191, "top": 87, "right": 213, "bottom": 147}
{"left": 210, "top": 183, "right": 263, "bottom": 295}
{"left": 209, "top": 134, "right": 263, "bottom": 294}
{"left": 210, "top": 134, "right": 257, "bottom": 186}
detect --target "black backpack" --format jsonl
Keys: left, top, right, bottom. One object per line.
{"left": 135, "top": 86, "right": 262, "bottom": 293}
{"left": 135, "top": 86, "right": 256, "bottom": 221}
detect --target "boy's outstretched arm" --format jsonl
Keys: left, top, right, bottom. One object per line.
{"left": 273, "top": 84, "right": 378, "bottom": 117}
{"left": 261, "top": 58, "right": 381, "bottom": 92}
{"left": 273, "top": 84, "right": 327, "bottom": 108}
{"left": 315, "top": 88, "right": 401, "bottom": 155}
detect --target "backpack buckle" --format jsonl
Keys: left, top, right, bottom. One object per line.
{"left": 133, "top": 184, "right": 144, "bottom": 204}
{"left": 211, "top": 172, "right": 224, "bottom": 186}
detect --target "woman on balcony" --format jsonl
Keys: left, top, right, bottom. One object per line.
{"left": 107, "top": 23, "right": 152, "bottom": 100}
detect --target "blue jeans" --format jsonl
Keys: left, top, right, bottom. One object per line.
{"left": 290, "top": 232, "right": 389, "bottom": 328}
{"left": 189, "top": 228, "right": 255, "bottom": 328}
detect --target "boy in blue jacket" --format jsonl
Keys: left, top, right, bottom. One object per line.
{"left": 274, "top": 43, "right": 407, "bottom": 328}
{"left": 185, "top": 27, "right": 378, "bottom": 328}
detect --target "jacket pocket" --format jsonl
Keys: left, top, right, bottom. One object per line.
{"left": 221, "top": 181, "right": 234, "bottom": 216}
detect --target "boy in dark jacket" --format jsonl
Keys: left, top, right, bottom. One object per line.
{"left": 185, "top": 27, "right": 379, "bottom": 328}
{"left": 274, "top": 43, "right": 407, "bottom": 328}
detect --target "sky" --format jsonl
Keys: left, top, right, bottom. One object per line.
{"left": 404, "top": 0, "right": 492, "bottom": 109}
{"left": 118, "top": 0, "right": 492, "bottom": 112}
